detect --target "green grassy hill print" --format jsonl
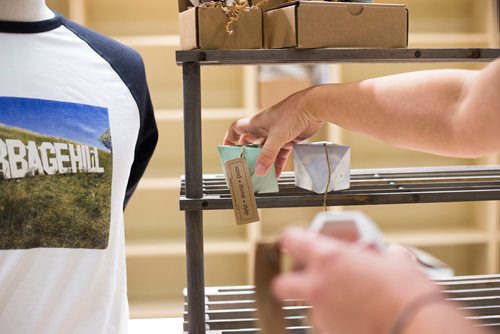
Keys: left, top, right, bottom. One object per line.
{"left": 0, "top": 97, "right": 113, "bottom": 249}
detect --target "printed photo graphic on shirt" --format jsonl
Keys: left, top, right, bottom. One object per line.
{"left": 0, "top": 97, "right": 113, "bottom": 250}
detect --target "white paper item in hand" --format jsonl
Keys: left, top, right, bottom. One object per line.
{"left": 310, "top": 211, "right": 385, "bottom": 253}
{"left": 293, "top": 142, "right": 350, "bottom": 193}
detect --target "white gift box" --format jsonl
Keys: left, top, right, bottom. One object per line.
{"left": 293, "top": 142, "right": 350, "bottom": 193}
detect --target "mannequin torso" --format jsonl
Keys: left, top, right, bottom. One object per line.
{"left": 0, "top": 0, "right": 54, "bottom": 21}
{"left": 0, "top": 5, "right": 157, "bottom": 332}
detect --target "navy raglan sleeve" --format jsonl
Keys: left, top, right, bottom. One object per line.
{"left": 63, "top": 18, "right": 159, "bottom": 209}
{"left": 123, "top": 70, "right": 158, "bottom": 208}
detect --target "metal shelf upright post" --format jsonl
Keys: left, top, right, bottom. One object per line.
{"left": 182, "top": 61, "right": 205, "bottom": 334}
{"left": 178, "top": 48, "right": 500, "bottom": 334}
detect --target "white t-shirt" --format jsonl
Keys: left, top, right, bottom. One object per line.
{"left": 0, "top": 12, "right": 158, "bottom": 334}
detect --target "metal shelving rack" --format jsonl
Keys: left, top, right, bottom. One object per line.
{"left": 182, "top": 275, "right": 500, "bottom": 333}
{"left": 176, "top": 48, "right": 500, "bottom": 334}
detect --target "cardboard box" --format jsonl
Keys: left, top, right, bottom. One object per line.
{"left": 264, "top": 1, "right": 408, "bottom": 49}
{"left": 178, "top": 0, "right": 263, "bottom": 50}
{"left": 252, "top": 0, "right": 288, "bottom": 11}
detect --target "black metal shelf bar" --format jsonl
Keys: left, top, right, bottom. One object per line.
{"left": 178, "top": 48, "right": 500, "bottom": 333}
{"left": 176, "top": 48, "right": 500, "bottom": 65}
{"left": 182, "top": 62, "right": 206, "bottom": 334}
{"left": 180, "top": 166, "right": 500, "bottom": 211}
{"left": 183, "top": 275, "right": 500, "bottom": 333}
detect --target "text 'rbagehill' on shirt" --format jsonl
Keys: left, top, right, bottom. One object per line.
{"left": 0, "top": 139, "right": 105, "bottom": 179}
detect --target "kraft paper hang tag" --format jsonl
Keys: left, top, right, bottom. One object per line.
{"left": 224, "top": 157, "right": 260, "bottom": 225}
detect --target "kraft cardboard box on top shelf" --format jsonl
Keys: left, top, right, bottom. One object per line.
{"left": 252, "top": 0, "right": 288, "bottom": 11}
{"left": 178, "top": 0, "right": 264, "bottom": 50}
{"left": 264, "top": 1, "right": 408, "bottom": 49}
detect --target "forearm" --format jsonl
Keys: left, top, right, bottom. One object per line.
{"left": 225, "top": 59, "right": 499, "bottom": 174}
{"left": 306, "top": 69, "right": 479, "bottom": 157}
{"left": 402, "top": 301, "right": 489, "bottom": 334}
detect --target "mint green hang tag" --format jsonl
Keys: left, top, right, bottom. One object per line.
{"left": 218, "top": 145, "right": 279, "bottom": 194}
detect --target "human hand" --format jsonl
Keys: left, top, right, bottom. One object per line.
{"left": 272, "top": 228, "right": 438, "bottom": 334}
{"left": 224, "top": 88, "right": 324, "bottom": 177}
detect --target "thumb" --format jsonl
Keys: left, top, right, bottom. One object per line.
{"left": 255, "top": 134, "right": 285, "bottom": 176}
{"left": 387, "top": 244, "right": 416, "bottom": 263}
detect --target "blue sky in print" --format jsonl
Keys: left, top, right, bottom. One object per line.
{"left": 0, "top": 96, "right": 110, "bottom": 150}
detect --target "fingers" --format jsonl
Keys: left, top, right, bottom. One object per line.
{"left": 223, "top": 118, "right": 252, "bottom": 145}
{"left": 272, "top": 272, "right": 309, "bottom": 300}
{"left": 274, "top": 229, "right": 344, "bottom": 301}
{"left": 240, "top": 134, "right": 264, "bottom": 145}
{"left": 279, "top": 228, "right": 322, "bottom": 264}
{"left": 272, "top": 229, "right": 316, "bottom": 301}
{"left": 224, "top": 114, "right": 291, "bottom": 176}
{"left": 274, "top": 146, "right": 293, "bottom": 178}
{"left": 255, "top": 132, "right": 288, "bottom": 176}
{"left": 387, "top": 244, "right": 416, "bottom": 263}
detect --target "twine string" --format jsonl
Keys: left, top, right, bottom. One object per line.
{"left": 323, "top": 143, "right": 332, "bottom": 212}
